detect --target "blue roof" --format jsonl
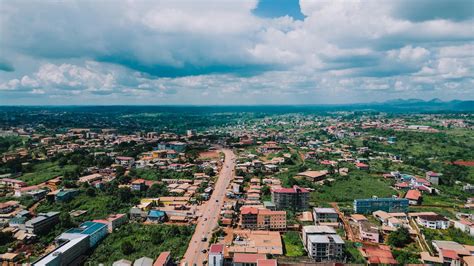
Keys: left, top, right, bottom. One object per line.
{"left": 66, "top": 221, "right": 106, "bottom": 235}
{"left": 148, "top": 210, "right": 166, "bottom": 218}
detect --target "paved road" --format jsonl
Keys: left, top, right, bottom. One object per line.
{"left": 181, "top": 148, "right": 235, "bottom": 266}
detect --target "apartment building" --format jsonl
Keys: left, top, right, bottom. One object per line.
{"left": 353, "top": 198, "right": 409, "bottom": 214}
{"left": 208, "top": 244, "right": 224, "bottom": 266}
{"left": 313, "top": 208, "right": 339, "bottom": 223}
{"left": 240, "top": 206, "right": 286, "bottom": 230}
{"left": 271, "top": 185, "right": 309, "bottom": 211}
{"left": 302, "top": 225, "right": 344, "bottom": 262}
{"left": 25, "top": 212, "right": 60, "bottom": 234}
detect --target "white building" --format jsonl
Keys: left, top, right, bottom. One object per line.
{"left": 302, "top": 225, "right": 344, "bottom": 262}
{"left": 209, "top": 244, "right": 224, "bottom": 266}
{"left": 416, "top": 214, "right": 449, "bottom": 229}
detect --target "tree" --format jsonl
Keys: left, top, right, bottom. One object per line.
{"left": 387, "top": 227, "right": 411, "bottom": 247}
{"left": 121, "top": 240, "right": 134, "bottom": 255}
{"left": 86, "top": 187, "right": 96, "bottom": 197}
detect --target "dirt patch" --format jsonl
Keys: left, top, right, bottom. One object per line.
{"left": 199, "top": 150, "right": 220, "bottom": 159}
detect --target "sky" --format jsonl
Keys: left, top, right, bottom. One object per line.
{"left": 0, "top": 0, "right": 473, "bottom": 105}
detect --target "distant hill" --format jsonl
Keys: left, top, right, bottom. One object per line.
{"left": 366, "top": 98, "right": 474, "bottom": 112}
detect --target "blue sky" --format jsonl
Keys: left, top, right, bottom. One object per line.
{"left": 0, "top": 0, "right": 473, "bottom": 105}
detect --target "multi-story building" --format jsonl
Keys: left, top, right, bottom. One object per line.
{"left": 353, "top": 198, "right": 409, "bottom": 214}
{"left": 416, "top": 214, "right": 449, "bottom": 229}
{"left": 64, "top": 221, "right": 108, "bottom": 248}
{"left": 313, "top": 208, "right": 339, "bottom": 223}
{"left": 240, "top": 207, "right": 286, "bottom": 230}
{"left": 302, "top": 225, "right": 344, "bottom": 262}
{"left": 271, "top": 185, "right": 309, "bottom": 211}
{"left": 25, "top": 212, "right": 60, "bottom": 234}
{"left": 208, "top": 244, "right": 224, "bottom": 266}
{"left": 359, "top": 221, "right": 379, "bottom": 243}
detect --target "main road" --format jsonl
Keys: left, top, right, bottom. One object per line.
{"left": 181, "top": 148, "right": 235, "bottom": 266}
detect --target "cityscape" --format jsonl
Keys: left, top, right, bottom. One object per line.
{"left": 1, "top": 0, "right": 474, "bottom": 266}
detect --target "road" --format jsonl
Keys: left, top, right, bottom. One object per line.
{"left": 181, "top": 148, "right": 235, "bottom": 266}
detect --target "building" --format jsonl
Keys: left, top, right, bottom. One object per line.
{"left": 148, "top": 210, "right": 167, "bottom": 223}
{"left": 25, "top": 212, "right": 60, "bottom": 234}
{"left": 115, "top": 156, "right": 135, "bottom": 167}
{"left": 405, "top": 189, "right": 422, "bottom": 205}
{"left": 313, "top": 208, "right": 338, "bottom": 224}
{"left": 240, "top": 207, "right": 286, "bottom": 230}
{"left": 359, "top": 221, "right": 379, "bottom": 243}
{"left": 271, "top": 185, "right": 309, "bottom": 211}
{"left": 93, "top": 213, "right": 127, "bottom": 233}
{"left": 32, "top": 234, "right": 89, "bottom": 266}
{"left": 209, "top": 244, "right": 224, "bottom": 266}
{"left": 302, "top": 225, "right": 344, "bottom": 262}
{"left": 157, "top": 141, "right": 187, "bottom": 152}
{"left": 134, "top": 257, "right": 154, "bottom": 266}
{"left": 233, "top": 253, "right": 266, "bottom": 266}
{"left": 416, "top": 214, "right": 449, "bottom": 229}
{"left": 64, "top": 221, "right": 108, "bottom": 248}
{"left": 426, "top": 171, "right": 442, "bottom": 185}
{"left": 55, "top": 189, "right": 79, "bottom": 202}
{"left": 353, "top": 198, "right": 409, "bottom": 214}
{"left": 153, "top": 251, "right": 171, "bottom": 266}
{"left": 359, "top": 245, "right": 397, "bottom": 264}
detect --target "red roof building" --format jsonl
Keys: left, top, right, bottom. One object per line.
{"left": 233, "top": 253, "right": 267, "bottom": 264}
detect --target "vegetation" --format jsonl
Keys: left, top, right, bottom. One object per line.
{"left": 282, "top": 231, "right": 306, "bottom": 257}
{"left": 387, "top": 227, "right": 412, "bottom": 248}
{"left": 422, "top": 227, "right": 474, "bottom": 246}
{"left": 86, "top": 223, "right": 194, "bottom": 265}
{"left": 19, "top": 161, "right": 78, "bottom": 185}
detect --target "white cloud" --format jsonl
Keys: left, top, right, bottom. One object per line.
{"left": 0, "top": 0, "right": 473, "bottom": 104}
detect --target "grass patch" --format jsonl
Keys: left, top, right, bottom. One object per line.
{"left": 282, "top": 231, "right": 306, "bottom": 257}
{"left": 311, "top": 172, "right": 396, "bottom": 204}
{"left": 19, "top": 161, "right": 77, "bottom": 185}
{"left": 86, "top": 223, "right": 194, "bottom": 265}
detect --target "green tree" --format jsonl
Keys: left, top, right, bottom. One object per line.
{"left": 121, "top": 240, "right": 134, "bottom": 255}
{"left": 387, "top": 227, "right": 411, "bottom": 247}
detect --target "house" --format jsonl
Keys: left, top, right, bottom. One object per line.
{"left": 78, "top": 173, "right": 103, "bottom": 184}
{"left": 359, "top": 221, "right": 379, "bottom": 243}
{"left": 416, "top": 214, "right": 449, "bottom": 229}
{"left": 353, "top": 198, "right": 409, "bottom": 214}
{"left": 313, "top": 207, "right": 338, "bottom": 224}
{"left": 0, "top": 178, "right": 27, "bottom": 189}
{"left": 148, "top": 210, "right": 167, "bottom": 223}
{"left": 271, "top": 185, "right": 309, "bottom": 211}
{"left": 154, "top": 251, "right": 171, "bottom": 266}
{"left": 209, "top": 244, "right": 224, "bottom": 266}
{"left": 426, "top": 171, "right": 442, "bottom": 185}
{"left": 296, "top": 170, "right": 328, "bottom": 182}
{"left": 359, "top": 245, "right": 397, "bottom": 264}
{"left": 115, "top": 156, "right": 135, "bottom": 167}
{"left": 134, "top": 257, "right": 154, "bottom": 266}
{"left": 0, "top": 201, "right": 19, "bottom": 214}
{"left": 405, "top": 189, "right": 422, "bottom": 205}
{"left": 355, "top": 162, "right": 369, "bottom": 170}
{"left": 453, "top": 219, "right": 474, "bottom": 236}
{"left": 55, "top": 189, "right": 79, "bottom": 202}
{"left": 432, "top": 240, "right": 472, "bottom": 266}
{"left": 132, "top": 179, "right": 147, "bottom": 191}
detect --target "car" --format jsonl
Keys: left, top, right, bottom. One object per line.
{"left": 201, "top": 236, "right": 207, "bottom": 242}
{"left": 215, "top": 199, "right": 219, "bottom": 202}
{"left": 204, "top": 218, "right": 208, "bottom": 221}
{"left": 201, "top": 249, "right": 207, "bottom": 253}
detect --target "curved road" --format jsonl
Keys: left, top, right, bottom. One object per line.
{"left": 181, "top": 148, "right": 235, "bottom": 266}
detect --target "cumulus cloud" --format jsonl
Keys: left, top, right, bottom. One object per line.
{"left": 0, "top": 0, "right": 473, "bottom": 104}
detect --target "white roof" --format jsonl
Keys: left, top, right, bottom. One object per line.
{"left": 308, "top": 234, "right": 344, "bottom": 244}
{"left": 303, "top": 225, "right": 336, "bottom": 234}
{"left": 313, "top": 207, "right": 337, "bottom": 214}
